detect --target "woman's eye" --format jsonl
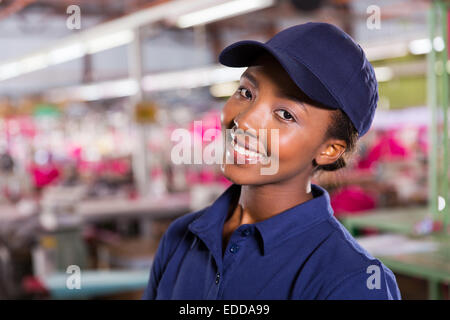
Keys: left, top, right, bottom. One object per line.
{"left": 275, "top": 109, "right": 295, "bottom": 121}
{"left": 238, "top": 87, "right": 252, "bottom": 100}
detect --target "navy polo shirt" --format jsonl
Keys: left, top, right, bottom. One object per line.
{"left": 142, "top": 184, "right": 401, "bottom": 300}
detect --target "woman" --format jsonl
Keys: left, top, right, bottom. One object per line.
{"left": 143, "top": 22, "right": 401, "bottom": 300}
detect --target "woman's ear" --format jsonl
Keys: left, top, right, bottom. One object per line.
{"left": 314, "top": 139, "right": 347, "bottom": 166}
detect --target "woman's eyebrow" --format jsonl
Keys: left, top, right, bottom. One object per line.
{"left": 275, "top": 90, "right": 309, "bottom": 114}
{"left": 241, "top": 72, "right": 258, "bottom": 87}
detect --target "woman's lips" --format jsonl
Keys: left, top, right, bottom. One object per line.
{"left": 234, "top": 134, "right": 266, "bottom": 155}
{"left": 230, "top": 139, "right": 266, "bottom": 161}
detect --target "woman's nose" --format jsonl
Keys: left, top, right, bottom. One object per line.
{"left": 234, "top": 101, "right": 271, "bottom": 132}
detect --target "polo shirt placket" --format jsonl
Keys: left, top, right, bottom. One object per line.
{"left": 216, "top": 225, "right": 255, "bottom": 299}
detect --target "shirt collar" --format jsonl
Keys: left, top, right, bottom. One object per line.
{"left": 188, "top": 183, "right": 334, "bottom": 263}
{"left": 253, "top": 184, "right": 334, "bottom": 255}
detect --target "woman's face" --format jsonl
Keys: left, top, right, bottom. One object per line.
{"left": 220, "top": 54, "right": 346, "bottom": 186}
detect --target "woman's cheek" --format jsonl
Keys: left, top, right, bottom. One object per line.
{"left": 275, "top": 129, "right": 304, "bottom": 160}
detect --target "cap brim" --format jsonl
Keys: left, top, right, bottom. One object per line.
{"left": 219, "top": 40, "right": 339, "bottom": 111}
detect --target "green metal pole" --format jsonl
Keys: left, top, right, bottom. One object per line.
{"left": 428, "top": 279, "right": 440, "bottom": 300}
{"left": 439, "top": 1, "right": 449, "bottom": 234}
{"left": 428, "top": 1, "right": 438, "bottom": 222}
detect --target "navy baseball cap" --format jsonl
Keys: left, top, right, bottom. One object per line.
{"left": 218, "top": 22, "right": 378, "bottom": 137}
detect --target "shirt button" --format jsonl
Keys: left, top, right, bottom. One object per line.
{"left": 215, "top": 272, "right": 220, "bottom": 284}
{"left": 229, "top": 243, "right": 240, "bottom": 253}
{"left": 241, "top": 229, "right": 251, "bottom": 237}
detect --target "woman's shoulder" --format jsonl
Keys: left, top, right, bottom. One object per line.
{"left": 324, "top": 216, "right": 379, "bottom": 263}
{"left": 310, "top": 217, "right": 401, "bottom": 299}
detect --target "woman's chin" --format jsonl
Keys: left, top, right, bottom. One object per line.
{"left": 221, "top": 163, "right": 274, "bottom": 186}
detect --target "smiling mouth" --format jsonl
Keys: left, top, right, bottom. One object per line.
{"left": 229, "top": 125, "right": 268, "bottom": 159}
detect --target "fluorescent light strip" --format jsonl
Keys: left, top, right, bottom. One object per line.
{"left": 374, "top": 66, "right": 393, "bottom": 82}
{"left": 45, "top": 79, "right": 139, "bottom": 102}
{"left": 362, "top": 36, "right": 445, "bottom": 61}
{"left": 86, "top": 29, "right": 134, "bottom": 54}
{"left": 142, "top": 65, "right": 245, "bottom": 91}
{"left": 0, "top": 62, "right": 21, "bottom": 81}
{"left": 0, "top": 0, "right": 206, "bottom": 82}
{"left": 48, "top": 43, "right": 86, "bottom": 65}
{"left": 210, "top": 81, "right": 239, "bottom": 97}
{"left": 0, "top": 30, "right": 134, "bottom": 81}
{"left": 44, "top": 65, "right": 244, "bottom": 101}
{"left": 176, "top": 0, "right": 275, "bottom": 28}
{"left": 409, "top": 37, "right": 444, "bottom": 55}
{"left": 363, "top": 42, "right": 409, "bottom": 61}
{"left": 409, "top": 38, "right": 432, "bottom": 55}
{"left": 20, "top": 54, "right": 49, "bottom": 73}
{"left": 0, "top": 56, "right": 49, "bottom": 81}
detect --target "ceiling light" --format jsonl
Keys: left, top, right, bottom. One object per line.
{"left": 48, "top": 43, "right": 86, "bottom": 65}
{"left": 176, "top": 0, "right": 275, "bottom": 28}
{"left": 363, "top": 42, "right": 409, "bottom": 61}
{"left": 433, "top": 37, "right": 445, "bottom": 52}
{"left": 86, "top": 30, "right": 135, "bottom": 54}
{"left": 409, "top": 38, "right": 432, "bottom": 55}
{"left": 19, "top": 54, "right": 49, "bottom": 74}
{"left": 408, "top": 37, "right": 444, "bottom": 55}
{"left": 209, "top": 81, "right": 239, "bottom": 97}
{"left": 142, "top": 65, "right": 245, "bottom": 91}
{"left": 45, "top": 79, "right": 138, "bottom": 102}
{"left": 0, "top": 0, "right": 190, "bottom": 82}
{"left": 374, "top": 66, "right": 394, "bottom": 82}
{"left": 0, "top": 62, "right": 21, "bottom": 81}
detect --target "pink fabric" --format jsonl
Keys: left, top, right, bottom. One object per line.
{"left": 358, "top": 131, "right": 410, "bottom": 169}
{"left": 330, "top": 186, "right": 376, "bottom": 217}
{"left": 30, "top": 165, "right": 60, "bottom": 188}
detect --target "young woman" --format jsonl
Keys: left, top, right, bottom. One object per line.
{"left": 143, "top": 22, "right": 401, "bottom": 300}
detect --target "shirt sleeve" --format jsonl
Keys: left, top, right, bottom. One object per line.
{"left": 325, "top": 264, "right": 402, "bottom": 300}
{"left": 141, "top": 231, "right": 169, "bottom": 300}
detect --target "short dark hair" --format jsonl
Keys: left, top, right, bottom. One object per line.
{"left": 313, "top": 109, "right": 358, "bottom": 172}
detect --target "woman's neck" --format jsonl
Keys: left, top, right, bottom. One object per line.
{"left": 222, "top": 175, "right": 313, "bottom": 255}
{"left": 236, "top": 176, "right": 313, "bottom": 225}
